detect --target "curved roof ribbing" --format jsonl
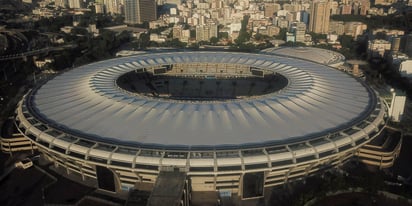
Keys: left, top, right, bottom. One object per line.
{"left": 261, "top": 47, "right": 346, "bottom": 66}
{"left": 30, "top": 52, "right": 373, "bottom": 149}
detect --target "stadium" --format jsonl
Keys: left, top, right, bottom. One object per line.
{"left": 260, "top": 46, "right": 346, "bottom": 68}
{"left": 14, "top": 51, "right": 387, "bottom": 201}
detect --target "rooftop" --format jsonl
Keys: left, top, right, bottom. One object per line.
{"left": 261, "top": 47, "right": 346, "bottom": 67}
{"left": 28, "top": 52, "right": 375, "bottom": 149}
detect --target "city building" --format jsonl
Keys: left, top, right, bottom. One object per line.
{"left": 14, "top": 51, "right": 387, "bottom": 200}
{"left": 55, "top": 0, "right": 68, "bottom": 8}
{"left": 104, "top": 0, "right": 124, "bottom": 14}
{"left": 264, "top": 3, "right": 278, "bottom": 18}
{"left": 388, "top": 89, "right": 407, "bottom": 122}
{"left": 172, "top": 25, "right": 183, "bottom": 39}
{"left": 309, "top": 0, "right": 330, "bottom": 34}
{"left": 358, "top": 0, "right": 371, "bottom": 15}
{"left": 391, "top": 37, "right": 402, "bottom": 52}
{"left": 267, "top": 25, "right": 280, "bottom": 36}
{"left": 94, "top": 3, "right": 105, "bottom": 14}
{"left": 124, "top": 0, "right": 157, "bottom": 24}
{"left": 343, "top": 21, "right": 367, "bottom": 38}
{"left": 330, "top": 1, "right": 339, "bottom": 15}
{"left": 286, "top": 32, "right": 295, "bottom": 42}
{"left": 103, "top": 25, "right": 147, "bottom": 39}
{"left": 329, "top": 20, "right": 344, "bottom": 35}
{"left": 399, "top": 60, "right": 412, "bottom": 79}
{"left": 292, "top": 22, "right": 306, "bottom": 43}
{"left": 68, "top": 0, "right": 83, "bottom": 8}
{"left": 340, "top": 4, "right": 352, "bottom": 15}
{"left": 34, "top": 58, "right": 54, "bottom": 69}
{"left": 388, "top": 52, "right": 409, "bottom": 70}
{"left": 404, "top": 34, "right": 412, "bottom": 57}
{"left": 368, "top": 39, "right": 391, "bottom": 59}
{"left": 196, "top": 24, "right": 218, "bottom": 42}
{"left": 374, "top": 0, "right": 397, "bottom": 5}
{"left": 150, "top": 33, "right": 166, "bottom": 42}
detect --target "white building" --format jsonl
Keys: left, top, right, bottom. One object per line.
{"left": 150, "top": 33, "right": 167, "bottom": 42}
{"left": 368, "top": 39, "right": 391, "bottom": 59}
{"left": 399, "top": 60, "right": 412, "bottom": 79}
{"left": 389, "top": 89, "right": 406, "bottom": 122}
{"left": 68, "top": 0, "right": 82, "bottom": 8}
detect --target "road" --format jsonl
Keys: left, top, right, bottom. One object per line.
{"left": 0, "top": 164, "right": 15, "bottom": 182}
{"left": 0, "top": 44, "right": 76, "bottom": 61}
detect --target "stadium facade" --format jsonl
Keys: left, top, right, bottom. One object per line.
{"left": 14, "top": 51, "right": 387, "bottom": 199}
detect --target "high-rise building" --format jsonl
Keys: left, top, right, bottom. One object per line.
{"left": 330, "top": 1, "right": 339, "bottom": 15}
{"left": 301, "top": 11, "right": 309, "bottom": 25}
{"left": 173, "top": 25, "right": 183, "bottom": 39}
{"left": 264, "top": 4, "right": 276, "bottom": 18}
{"left": 293, "top": 22, "right": 306, "bottom": 42}
{"left": 329, "top": 20, "right": 344, "bottom": 35}
{"left": 391, "top": 36, "right": 401, "bottom": 52}
{"left": 368, "top": 39, "right": 391, "bottom": 58}
{"left": 55, "top": 0, "right": 68, "bottom": 8}
{"left": 125, "top": 0, "right": 157, "bottom": 24}
{"left": 404, "top": 34, "right": 412, "bottom": 57}
{"left": 95, "top": 3, "right": 105, "bottom": 14}
{"left": 359, "top": 1, "right": 370, "bottom": 16}
{"left": 309, "top": 0, "right": 330, "bottom": 34}
{"left": 344, "top": 21, "right": 367, "bottom": 38}
{"left": 196, "top": 24, "right": 218, "bottom": 41}
{"left": 68, "top": 0, "right": 82, "bottom": 8}
{"left": 340, "top": 4, "right": 352, "bottom": 15}
{"left": 104, "top": 0, "right": 124, "bottom": 14}
{"left": 268, "top": 25, "right": 280, "bottom": 36}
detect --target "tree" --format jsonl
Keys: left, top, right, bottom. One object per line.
{"left": 308, "top": 32, "right": 327, "bottom": 43}
{"left": 35, "top": 15, "right": 73, "bottom": 32}
{"left": 254, "top": 33, "right": 264, "bottom": 41}
{"left": 138, "top": 33, "right": 150, "bottom": 48}
{"left": 275, "top": 28, "right": 287, "bottom": 40}
{"left": 339, "top": 35, "right": 353, "bottom": 49}
{"left": 190, "top": 29, "right": 196, "bottom": 38}
{"left": 281, "top": 41, "right": 306, "bottom": 47}
{"left": 331, "top": 14, "right": 408, "bottom": 30}
{"left": 210, "top": 37, "right": 219, "bottom": 45}
{"left": 375, "top": 32, "right": 387, "bottom": 40}
{"left": 218, "top": 32, "right": 229, "bottom": 39}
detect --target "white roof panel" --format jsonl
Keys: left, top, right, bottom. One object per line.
{"left": 29, "top": 52, "right": 375, "bottom": 149}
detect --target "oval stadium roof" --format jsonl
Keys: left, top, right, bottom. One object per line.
{"left": 261, "top": 47, "right": 346, "bottom": 67}
{"left": 30, "top": 52, "right": 374, "bottom": 149}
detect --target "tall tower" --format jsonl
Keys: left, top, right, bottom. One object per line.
{"left": 309, "top": 0, "right": 330, "bottom": 34}
{"left": 68, "top": 0, "right": 82, "bottom": 8}
{"left": 124, "top": 0, "right": 157, "bottom": 24}
{"left": 105, "top": 0, "right": 123, "bottom": 14}
{"left": 404, "top": 34, "right": 412, "bottom": 57}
